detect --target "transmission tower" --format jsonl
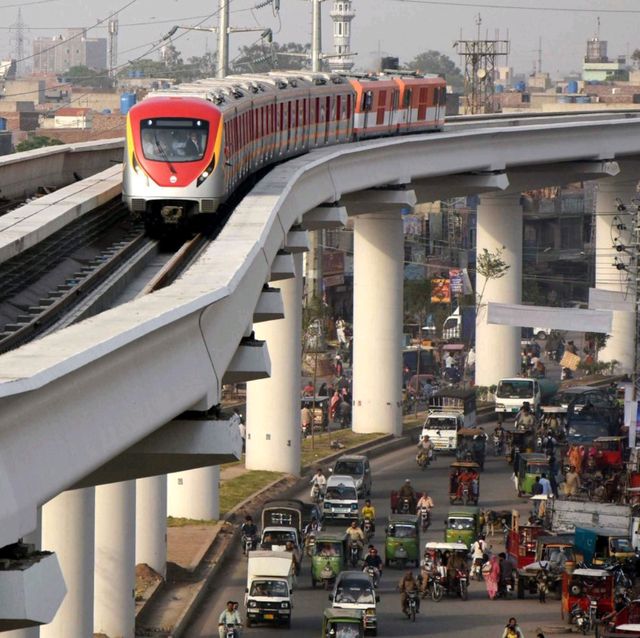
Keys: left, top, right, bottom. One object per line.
{"left": 108, "top": 15, "right": 119, "bottom": 78}
{"left": 455, "top": 14, "right": 509, "bottom": 114}
{"left": 9, "top": 9, "right": 27, "bottom": 77}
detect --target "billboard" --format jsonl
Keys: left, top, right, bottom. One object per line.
{"left": 431, "top": 278, "right": 451, "bottom": 304}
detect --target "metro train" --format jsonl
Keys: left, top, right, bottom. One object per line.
{"left": 122, "top": 71, "right": 447, "bottom": 235}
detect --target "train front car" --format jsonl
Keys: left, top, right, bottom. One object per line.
{"left": 123, "top": 96, "right": 224, "bottom": 236}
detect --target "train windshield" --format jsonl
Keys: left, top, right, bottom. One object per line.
{"left": 140, "top": 118, "right": 209, "bottom": 162}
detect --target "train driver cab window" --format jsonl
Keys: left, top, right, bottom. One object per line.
{"left": 403, "top": 88, "right": 412, "bottom": 108}
{"left": 362, "top": 91, "right": 373, "bottom": 111}
{"left": 140, "top": 118, "right": 209, "bottom": 162}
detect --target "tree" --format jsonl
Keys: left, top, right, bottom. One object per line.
{"left": 632, "top": 49, "right": 640, "bottom": 68}
{"left": 15, "top": 135, "right": 64, "bottom": 153}
{"left": 475, "top": 247, "right": 510, "bottom": 315}
{"left": 406, "top": 50, "right": 464, "bottom": 90}
{"left": 187, "top": 51, "right": 217, "bottom": 78}
{"left": 64, "top": 65, "right": 114, "bottom": 90}
{"left": 232, "top": 41, "right": 311, "bottom": 74}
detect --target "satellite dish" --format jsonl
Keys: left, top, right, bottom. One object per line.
{"left": 477, "top": 68, "right": 488, "bottom": 80}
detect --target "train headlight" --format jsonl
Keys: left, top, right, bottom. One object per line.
{"left": 197, "top": 156, "right": 216, "bottom": 187}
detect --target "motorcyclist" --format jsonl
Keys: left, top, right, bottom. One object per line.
{"left": 361, "top": 499, "right": 376, "bottom": 535}
{"left": 493, "top": 423, "right": 505, "bottom": 454}
{"left": 363, "top": 545, "right": 383, "bottom": 586}
{"left": 515, "top": 403, "right": 535, "bottom": 431}
{"left": 398, "top": 478, "right": 417, "bottom": 512}
{"left": 218, "top": 600, "right": 242, "bottom": 638}
{"left": 470, "top": 535, "right": 487, "bottom": 577}
{"left": 416, "top": 491, "right": 434, "bottom": 511}
{"left": 416, "top": 436, "right": 434, "bottom": 465}
{"left": 240, "top": 515, "right": 258, "bottom": 551}
{"left": 346, "top": 520, "right": 365, "bottom": 555}
{"left": 309, "top": 468, "right": 326, "bottom": 500}
{"left": 398, "top": 570, "right": 420, "bottom": 615}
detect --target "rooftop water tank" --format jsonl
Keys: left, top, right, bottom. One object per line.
{"left": 567, "top": 80, "right": 578, "bottom": 94}
{"left": 515, "top": 81, "right": 526, "bottom": 92}
{"left": 495, "top": 84, "right": 504, "bottom": 93}
{"left": 120, "top": 93, "right": 136, "bottom": 116}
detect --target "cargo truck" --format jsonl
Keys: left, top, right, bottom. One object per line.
{"left": 442, "top": 307, "right": 475, "bottom": 343}
{"left": 245, "top": 551, "right": 295, "bottom": 628}
{"left": 495, "top": 377, "right": 558, "bottom": 423}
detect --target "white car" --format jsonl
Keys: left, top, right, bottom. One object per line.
{"left": 322, "top": 475, "right": 359, "bottom": 522}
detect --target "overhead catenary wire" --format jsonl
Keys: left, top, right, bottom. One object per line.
{"left": 384, "top": 0, "right": 640, "bottom": 14}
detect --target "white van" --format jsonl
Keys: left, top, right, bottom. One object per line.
{"left": 322, "top": 474, "right": 358, "bottom": 523}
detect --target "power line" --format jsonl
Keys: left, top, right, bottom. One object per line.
{"left": 384, "top": 0, "right": 640, "bottom": 14}
{"left": 0, "top": 0, "right": 58, "bottom": 8}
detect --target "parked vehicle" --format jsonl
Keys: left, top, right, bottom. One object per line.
{"left": 598, "top": 598, "right": 640, "bottom": 637}
{"left": 448, "top": 461, "right": 480, "bottom": 505}
{"left": 506, "top": 514, "right": 545, "bottom": 571}
{"left": 561, "top": 568, "right": 614, "bottom": 627}
{"left": 444, "top": 506, "right": 481, "bottom": 548}
{"left": 311, "top": 531, "right": 347, "bottom": 590}
{"left": 384, "top": 514, "right": 420, "bottom": 568}
{"left": 332, "top": 455, "right": 372, "bottom": 498}
{"left": 567, "top": 412, "right": 615, "bottom": 445}
{"left": 329, "top": 571, "right": 379, "bottom": 635}
{"left": 442, "top": 307, "right": 475, "bottom": 343}
{"left": 574, "top": 526, "right": 635, "bottom": 567}
{"left": 495, "top": 377, "right": 558, "bottom": 422}
{"left": 245, "top": 551, "right": 295, "bottom": 628}
{"left": 321, "top": 607, "right": 365, "bottom": 638}
{"left": 323, "top": 475, "right": 359, "bottom": 523}
{"left": 301, "top": 396, "right": 329, "bottom": 433}
{"left": 515, "top": 453, "right": 550, "bottom": 496}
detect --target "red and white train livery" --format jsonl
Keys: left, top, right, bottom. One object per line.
{"left": 123, "top": 71, "right": 446, "bottom": 234}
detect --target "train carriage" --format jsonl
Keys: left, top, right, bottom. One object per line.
{"left": 123, "top": 71, "right": 446, "bottom": 235}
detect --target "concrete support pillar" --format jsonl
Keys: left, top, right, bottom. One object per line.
{"left": 595, "top": 175, "right": 638, "bottom": 373}
{"left": 167, "top": 466, "right": 220, "bottom": 520}
{"left": 246, "top": 253, "right": 303, "bottom": 475}
{"left": 476, "top": 193, "right": 523, "bottom": 386}
{"left": 352, "top": 211, "right": 403, "bottom": 435}
{"left": 41, "top": 489, "right": 95, "bottom": 638}
{"left": 94, "top": 482, "right": 135, "bottom": 638}
{"left": 135, "top": 476, "right": 167, "bottom": 578}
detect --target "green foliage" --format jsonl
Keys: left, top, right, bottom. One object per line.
{"left": 404, "top": 278, "right": 432, "bottom": 322}
{"left": 232, "top": 41, "right": 311, "bottom": 73}
{"left": 577, "top": 359, "right": 618, "bottom": 375}
{"left": 585, "top": 332, "right": 609, "bottom": 352}
{"left": 632, "top": 49, "right": 640, "bottom": 68}
{"left": 15, "top": 135, "right": 64, "bottom": 153}
{"left": 64, "top": 65, "right": 114, "bottom": 90}
{"left": 406, "top": 50, "right": 464, "bottom": 90}
{"left": 475, "top": 246, "right": 511, "bottom": 312}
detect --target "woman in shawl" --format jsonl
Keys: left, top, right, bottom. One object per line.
{"left": 568, "top": 444, "right": 583, "bottom": 474}
{"left": 483, "top": 554, "right": 501, "bottom": 599}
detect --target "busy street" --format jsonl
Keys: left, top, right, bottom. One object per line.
{"left": 184, "top": 429, "right": 566, "bottom": 638}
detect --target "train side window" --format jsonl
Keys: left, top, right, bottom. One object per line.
{"left": 336, "top": 95, "right": 342, "bottom": 121}
{"left": 404, "top": 88, "right": 412, "bottom": 108}
{"left": 302, "top": 98, "right": 307, "bottom": 128}
{"left": 376, "top": 90, "right": 386, "bottom": 126}
{"left": 325, "top": 95, "right": 331, "bottom": 143}
{"left": 287, "top": 101, "right": 292, "bottom": 150}
{"left": 418, "top": 87, "right": 428, "bottom": 120}
{"left": 362, "top": 90, "right": 373, "bottom": 111}
{"left": 346, "top": 93, "right": 352, "bottom": 119}
{"left": 391, "top": 90, "right": 399, "bottom": 111}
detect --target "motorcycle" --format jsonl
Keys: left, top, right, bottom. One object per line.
{"left": 426, "top": 571, "right": 444, "bottom": 602}
{"left": 399, "top": 497, "right": 412, "bottom": 514}
{"left": 419, "top": 506, "right": 431, "bottom": 532}
{"left": 364, "top": 565, "right": 380, "bottom": 588}
{"left": 457, "top": 568, "right": 469, "bottom": 600}
{"left": 310, "top": 482, "right": 324, "bottom": 504}
{"left": 349, "top": 541, "right": 361, "bottom": 568}
{"left": 362, "top": 517, "right": 374, "bottom": 541}
{"left": 404, "top": 590, "right": 419, "bottom": 622}
{"left": 471, "top": 557, "right": 485, "bottom": 581}
{"left": 223, "top": 624, "right": 239, "bottom": 638}
{"left": 460, "top": 483, "right": 470, "bottom": 505}
{"left": 242, "top": 534, "right": 256, "bottom": 556}
{"left": 570, "top": 601, "right": 597, "bottom": 635}
{"left": 416, "top": 451, "right": 429, "bottom": 470}
{"left": 493, "top": 431, "right": 504, "bottom": 456}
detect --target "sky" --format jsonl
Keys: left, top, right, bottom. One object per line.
{"left": 1, "top": 0, "right": 640, "bottom": 79}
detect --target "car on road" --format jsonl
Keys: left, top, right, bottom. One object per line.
{"left": 323, "top": 475, "right": 359, "bottom": 523}
{"left": 332, "top": 455, "right": 372, "bottom": 497}
{"left": 329, "top": 571, "right": 379, "bottom": 635}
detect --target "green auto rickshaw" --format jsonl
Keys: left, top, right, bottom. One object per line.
{"left": 384, "top": 514, "right": 420, "bottom": 568}
{"left": 322, "top": 608, "right": 365, "bottom": 638}
{"left": 312, "top": 531, "right": 348, "bottom": 589}
{"left": 444, "top": 506, "right": 481, "bottom": 548}
{"left": 516, "top": 453, "right": 550, "bottom": 496}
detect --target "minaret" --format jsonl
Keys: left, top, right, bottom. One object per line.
{"left": 328, "top": 0, "right": 355, "bottom": 73}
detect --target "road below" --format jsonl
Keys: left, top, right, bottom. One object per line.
{"left": 184, "top": 423, "right": 565, "bottom": 637}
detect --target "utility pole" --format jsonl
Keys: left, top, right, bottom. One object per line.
{"left": 9, "top": 9, "right": 27, "bottom": 77}
{"left": 217, "top": 0, "right": 230, "bottom": 78}
{"left": 108, "top": 15, "right": 119, "bottom": 79}
{"left": 311, "top": 0, "right": 323, "bottom": 72}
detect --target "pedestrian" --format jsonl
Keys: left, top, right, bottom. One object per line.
{"left": 335, "top": 317, "right": 347, "bottom": 346}
{"left": 536, "top": 561, "right": 549, "bottom": 603}
{"left": 539, "top": 473, "right": 552, "bottom": 496}
{"left": 484, "top": 554, "right": 500, "bottom": 599}
{"left": 335, "top": 355, "right": 344, "bottom": 378}
{"left": 564, "top": 466, "right": 581, "bottom": 497}
{"left": 501, "top": 617, "right": 525, "bottom": 638}
{"left": 303, "top": 381, "right": 314, "bottom": 397}
{"left": 238, "top": 418, "right": 246, "bottom": 453}
{"left": 499, "top": 553, "right": 515, "bottom": 597}
{"left": 329, "top": 390, "right": 341, "bottom": 422}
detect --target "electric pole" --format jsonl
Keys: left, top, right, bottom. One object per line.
{"left": 217, "top": 0, "right": 230, "bottom": 78}
{"left": 9, "top": 9, "right": 27, "bottom": 77}
{"left": 108, "top": 15, "right": 119, "bottom": 79}
{"left": 311, "top": 0, "right": 323, "bottom": 72}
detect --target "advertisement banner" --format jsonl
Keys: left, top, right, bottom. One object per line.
{"left": 431, "top": 278, "right": 451, "bottom": 304}
{"left": 449, "top": 269, "right": 463, "bottom": 295}
{"left": 322, "top": 250, "right": 345, "bottom": 275}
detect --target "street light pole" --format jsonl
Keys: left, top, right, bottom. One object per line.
{"left": 217, "top": 0, "right": 230, "bottom": 78}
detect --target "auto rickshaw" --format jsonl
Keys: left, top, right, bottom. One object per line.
{"left": 302, "top": 396, "right": 329, "bottom": 433}
{"left": 449, "top": 461, "right": 480, "bottom": 505}
{"left": 505, "top": 427, "right": 535, "bottom": 465}
{"left": 444, "top": 506, "right": 481, "bottom": 548}
{"left": 515, "top": 453, "right": 550, "bottom": 496}
{"left": 506, "top": 511, "right": 545, "bottom": 569}
{"left": 599, "top": 599, "right": 640, "bottom": 638}
{"left": 561, "top": 568, "right": 614, "bottom": 623}
{"left": 321, "top": 607, "right": 365, "bottom": 638}
{"left": 574, "top": 526, "right": 635, "bottom": 567}
{"left": 456, "top": 428, "right": 487, "bottom": 470}
{"left": 422, "top": 541, "right": 470, "bottom": 600}
{"left": 591, "top": 436, "right": 625, "bottom": 472}
{"left": 384, "top": 514, "right": 419, "bottom": 568}
{"left": 311, "top": 531, "right": 348, "bottom": 589}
